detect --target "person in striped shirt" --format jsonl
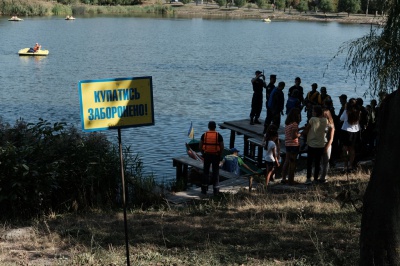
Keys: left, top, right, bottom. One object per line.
{"left": 280, "top": 108, "right": 303, "bottom": 185}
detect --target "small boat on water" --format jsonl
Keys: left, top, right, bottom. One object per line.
{"left": 18, "top": 48, "right": 49, "bottom": 56}
{"left": 65, "top": 16, "right": 75, "bottom": 20}
{"left": 8, "top": 16, "right": 23, "bottom": 21}
{"left": 262, "top": 18, "right": 271, "bottom": 23}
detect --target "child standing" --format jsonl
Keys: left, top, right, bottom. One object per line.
{"left": 264, "top": 130, "right": 280, "bottom": 186}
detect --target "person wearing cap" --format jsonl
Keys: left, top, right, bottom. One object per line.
{"left": 199, "top": 121, "right": 224, "bottom": 195}
{"left": 220, "top": 148, "right": 258, "bottom": 191}
{"left": 304, "top": 83, "right": 320, "bottom": 122}
{"left": 250, "top": 70, "right": 266, "bottom": 125}
{"left": 220, "top": 148, "right": 256, "bottom": 176}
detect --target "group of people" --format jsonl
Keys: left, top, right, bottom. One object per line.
{"left": 196, "top": 73, "right": 384, "bottom": 194}
{"left": 251, "top": 71, "right": 384, "bottom": 185}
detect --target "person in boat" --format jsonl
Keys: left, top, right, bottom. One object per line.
{"left": 66, "top": 15, "right": 70, "bottom": 19}
{"left": 33, "top": 43, "right": 41, "bottom": 52}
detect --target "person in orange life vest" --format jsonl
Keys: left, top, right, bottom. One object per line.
{"left": 304, "top": 83, "right": 320, "bottom": 122}
{"left": 199, "top": 121, "right": 224, "bottom": 195}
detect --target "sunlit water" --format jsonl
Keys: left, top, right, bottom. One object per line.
{"left": 0, "top": 16, "right": 372, "bottom": 183}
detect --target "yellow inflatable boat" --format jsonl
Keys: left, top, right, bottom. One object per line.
{"left": 18, "top": 48, "right": 49, "bottom": 56}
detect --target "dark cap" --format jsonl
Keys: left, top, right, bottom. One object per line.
{"left": 208, "top": 121, "right": 216, "bottom": 129}
{"left": 339, "top": 94, "right": 347, "bottom": 100}
{"left": 270, "top": 74, "right": 277, "bottom": 79}
{"left": 255, "top": 70, "right": 262, "bottom": 75}
{"left": 230, "top": 148, "right": 239, "bottom": 153}
{"left": 311, "top": 83, "right": 318, "bottom": 87}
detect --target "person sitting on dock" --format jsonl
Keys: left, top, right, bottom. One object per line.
{"left": 221, "top": 148, "right": 259, "bottom": 191}
{"left": 220, "top": 148, "right": 257, "bottom": 176}
{"left": 199, "top": 121, "right": 224, "bottom": 195}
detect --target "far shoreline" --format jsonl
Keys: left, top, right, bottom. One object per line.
{"left": 168, "top": 3, "right": 385, "bottom": 25}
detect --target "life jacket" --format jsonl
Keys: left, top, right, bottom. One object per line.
{"left": 202, "top": 131, "right": 220, "bottom": 154}
{"left": 222, "top": 155, "right": 239, "bottom": 176}
{"left": 306, "top": 91, "right": 320, "bottom": 106}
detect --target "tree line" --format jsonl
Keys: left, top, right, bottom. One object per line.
{"left": 214, "top": 0, "right": 389, "bottom": 15}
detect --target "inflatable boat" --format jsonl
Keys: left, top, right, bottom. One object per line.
{"left": 18, "top": 48, "right": 49, "bottom": 56}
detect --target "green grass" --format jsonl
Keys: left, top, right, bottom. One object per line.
{"left": 0, "top": 170, "right": 369, "bottom": 265}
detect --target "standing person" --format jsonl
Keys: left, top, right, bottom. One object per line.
{"left": 320, "top": 109, "right": 335, "bottom": 183}
{"left": 263, "top": 124, "right": 281, "bottom": 181}
{"left": 280, "top": 108, "right": 302, "bottom": 185}
{"left": 199, "top": 121, "right": 224, "bottom": 195}
{"left": 317, "top": 87, "right": 331, "bottom": 106}
{"left": 304, "top": 83, "right": 320, "bottom": 123}
{"left": 263, "top": 74, "right": 277, "bottom": 130}
{"left": 267, "top": 81, "right": 285, "bottom": 128}
{"left": 331, "top": 94, "right": 348, "bottom": 164}
{"left": 264, "top": 130, "right": 280, "bottom": 187}
{"left": 285, "top": 89, "right": 302, "bottom": 115}
{"left": 250, "top": 70, "right": 266, "bottom": 125}
{"left": 288, "top": 77, "right": 304, "bottom": 105}
{"left": 340, "top": 99, "right": 361, "bottom": 172}
{"left": 302, "top": 105, "right": 327, "bottom": 184}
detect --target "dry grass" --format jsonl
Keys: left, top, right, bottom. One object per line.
{"left": 0, "top": 169, "right": 369, "bottom": 265}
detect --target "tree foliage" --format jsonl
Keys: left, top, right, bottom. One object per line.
{"left": 319, "top": 0, "right": 333, "bottom": 13}
{"left": 335, "top": 0, "right": 399, "bottom": 97}
{"left": 216, "top": 0, "right": 227, "bottom": 7}
{"left": 296, "top": 0, "right": 309, "bottom": 12}
{"left": 234, "top": 0, "right": 246, "bottom": 8}
{"left": 255, "top": 0, "right": 266, "bottom": 8}
{"left": 337, "top": 0, "right": 361, "bottom": 15}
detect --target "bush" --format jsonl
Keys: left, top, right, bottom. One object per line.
{"left": 215, "top": 0, "right": 227, "bottom": 7}
{"left": 0, "top": 118, "right": 159, "bottom": 219}
{"left": 234, "top": 0, "right": 246, "bottom": 9}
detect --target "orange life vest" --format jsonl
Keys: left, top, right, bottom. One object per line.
{"left": 202, "top": 131, "right": 220, "bottom": 154}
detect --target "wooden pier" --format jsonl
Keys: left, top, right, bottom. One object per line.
{"left": 168, "top": 118, "right": 284, "bottom": 204}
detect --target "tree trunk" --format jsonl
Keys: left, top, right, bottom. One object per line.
{"left": 360, "top": 89, "right": 400, "bottom": 265}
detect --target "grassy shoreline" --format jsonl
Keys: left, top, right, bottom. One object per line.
{"left": 0, "top": 169, "right": 370, "bottom": 265}
{"left": 1, "top": 0, "right": 386, "bottom": 25}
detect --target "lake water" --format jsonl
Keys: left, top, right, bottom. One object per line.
{"left": 0, "top": 15, "right": 372, "bottom": 183}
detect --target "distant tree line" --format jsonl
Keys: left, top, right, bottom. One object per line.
{"left": 56, "top": 0, "right": 143, "bottom": 5}
{"left": 210, "top": 0, "right": 390, "bottom": 15}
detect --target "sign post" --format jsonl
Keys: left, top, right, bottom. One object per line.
{"left": 79, "top": 76, "right": 154, "bottom": 265}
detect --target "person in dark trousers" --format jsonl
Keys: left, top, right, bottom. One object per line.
{"left": 250, "top": 70, "right": 266, "bottom": 125}
{"left": 263, "top": 74, "right": 277, "bottom": 132}
{"left": 288, "top": 77, "right": 304, "bottom": 105}
{"left": 266, "top": 81, "right": 285, "bottom": 128}
{"left": 199, "top": 121, "right": 224, "bottom": 195}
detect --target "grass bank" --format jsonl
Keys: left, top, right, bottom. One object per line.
{"left": 0, "top": 170, "right": 369, "bottom": 265}
{"left": 0, "top": 0, "right": 173, "bottom": 16}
